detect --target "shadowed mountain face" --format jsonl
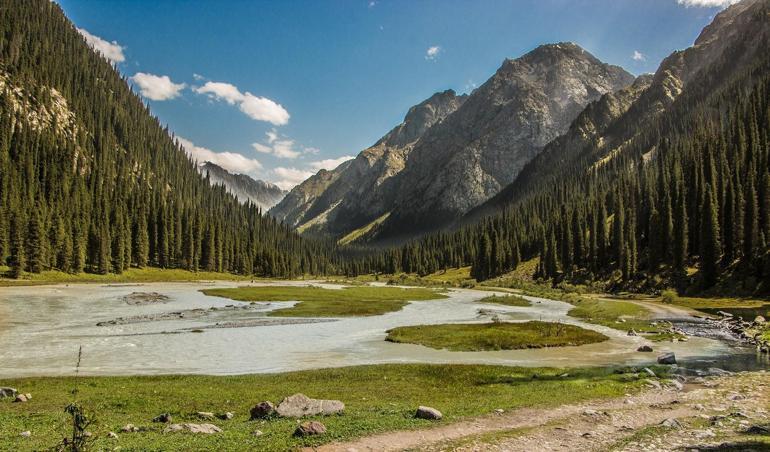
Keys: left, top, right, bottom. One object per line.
{"left": 272, "top": 43, "right": 633, "bottom": 243}
{"left": 200, "top": 162, "right": 286, "bottom": 211}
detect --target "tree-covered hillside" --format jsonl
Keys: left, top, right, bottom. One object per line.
{"left": 351, "top": 0, "right": 770, "bottom": 295}
{"left": 0, "top": 0, "right": 336, "bottom": 278}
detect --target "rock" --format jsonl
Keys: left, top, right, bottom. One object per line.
{"left": 120, "top": 424, "right": 139, "bottom": 433}
{"left": 294, "top": 421, "right": 327, "bottom": 437}
{"left": 20, "top": 431, "right": 31, "bottom": 437}
{"left": 727, "top": 393, "right": 745, "bottom": 401}
{"left": 660, "top": 418, "right": 682, "bottom": 429}
{"left": 494, "top": 408, "right": 505, "bottom": 415}
{"left": 754, "top": 315, "right": 766, "bottom": 324}
{"left": 415, "top": 406, "right": 443, "bottom": 420}
{"left": 706, "top": 367, "right": 733, "bottom": 377}
{"left": 637, "top": 345, "right": 653, "bottom": 352}
{"left": 107, "top": 432, "right": 118, "bottom": 439}
{"left": 745, "top": 424, "right": 770, "bottom": 434}
{"left": 253, "top": 430, "right": 264, "bottom": 437}
{"left": 627, "top": 329, "right": 637, "bottom": 336}
{"left": 152, "top": 413, "right": 172, "bottom": 423}
{"left": 644, "top": 379, "right": 662, "bottom": 389}
{"left": 250, "top": 401, "right": 276, "bottom": 420}
{"left": 642, "top": 367, "right": 656, "bottom": 377}
{"left": 216, "top": 412, "right": 234, "bottom": 421}
{"left": 693, "top": 429, "right": 716, "bottom": 439}
{"left": 657, "top": 352, "right": 676, "bottom": 365}
{"left": 13, "top": 394, "right": 28, "bottom": 403}
{"left": 275, "top": 393, "right": 344, "bottom": 418}
{"left": 195, "top": 412, "right": 215, "bottom": 420}
{"left": 0, "top": 387, "right": 18, "bottom": 399}
{"left": 718, "top": 311, "right": 733, "bottom": 318}
{"left": 164, "top": 423, "right": 222, "bottom": 434}
{"left": 666, "top": 379, "right": 684, "bottom": 391}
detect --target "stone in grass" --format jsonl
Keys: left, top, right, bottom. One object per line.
{"left": 107, "top": 432, "right": 118, "bottom": 439}
{"left": 637, "top": 345, "right": 653, "bottom": 352}
{"left": 216, "top": 412, "right": 234, "bottom": 420}
{"left": 196, "top": 412, "right": 215, "bottom": 420}
{"left": 20, "top": 431, "right": 31, "bottom": 438}
{"left": 660, "top": 418, "right": 683, "bottom": 429}
{"left": 642, "top": 367, "right": 656, "bottom": 377}
{"left": 13, "top": 394, "right": 31, "bottom": 403}
{"left": 152, "top": 413, "right": 172, "bottom": 423}
{"left": 276, "top": 394, "right": 344, "bottom": 418}
{"left": 293, "top": 421, "right": 327, "bottom": 437}
{"left": 250, "top": 401, "right": 276, "bottom": 420}
{"left": 657, "top": 352, "right": 676, "bottom": 365}
{"left": 0, "top": 387, "right": 17, "bottom": 399}
{"left": 120, "top": 424, "right": 139, "bottom": 433}
{"left": 415, "top": 406, "right": 443, "bottom": 420}
{"left": 164, "top": 423, "right": 222, "bottom": 434}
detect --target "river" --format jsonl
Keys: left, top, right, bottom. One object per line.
{"left": 0, "top": 282, "right": 764, "bottom": 377}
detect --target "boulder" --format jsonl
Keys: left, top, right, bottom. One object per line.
{"left": 0, "top": 387, "right": 18, "bottom": 399}
{"left": 250, "top": 401, "right": 276, "bottom": 420}
{"left": 637, "top": 345, "right": 653, "bottom": 352}
{"left": 120, "top": 424, "right": 139, "bottom": 433}
{"left": 294, "top": 421, "right": 327, "bottom": 437}
{"left": 660, "top": 418, "right": 682, "bottom": 429}
{"left": 164, "top": 423, "right": 222, "bottom": 434}
{"left": 276, "top": 394, "right": 344, "bottom": 418}
{"left": 152, "top": 413, "right": 172, "bottom": 423}
{"left": 627, "top": 329, "right": 637, "bottom": 336}
{"left": 415, "top": 406, "right": 443, "bottom": 420}
{"left": 657, "top": 352, "right": 676, "bottom": 365}
{"left": 217, "top": 412, "right": 234, "bottom": 421}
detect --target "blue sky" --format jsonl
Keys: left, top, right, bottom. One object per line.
{"left": 59, "top": 0, "right": 734, "bottom": 189}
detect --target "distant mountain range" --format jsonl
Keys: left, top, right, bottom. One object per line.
{"left": 199, "top": 162, "right": 286, "bottom": 211}
{"left": 270, "top": 42, "right": 634, "bottom": 243}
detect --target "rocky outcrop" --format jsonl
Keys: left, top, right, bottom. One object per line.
{"left": 270, "top": 90, "right": 466, "bottom": 236}
{"left": 200, "top": 162, "right": 286, "bottom": 211}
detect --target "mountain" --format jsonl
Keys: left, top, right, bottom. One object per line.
{"left": 360, "top": 0, "right": 770, "bottom": 293}
{"left": 269, "top": 89, "right": 467, "bottom": 237}
{"left": 0, "top": 0, "right": 336, "bottom": 278}
{"left": 272, "top": 43, "right": 633, "bottom": 244}
{"left": 199, "top": 162, "right": 286, "bottom": 211}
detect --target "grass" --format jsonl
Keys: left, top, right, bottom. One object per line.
{"left": 201, "top": 285, "right": 448, "bottom": 317}
{"left": 0, "top": 267, "right": 250, "bottom": 286}
{"left": 385, "top": 321, "right": 608, "bottom": 351}
{"left": 660, "top": 290, "right": 770, "bottom": 318}
{"left": 477, "top": 294, "right": 531, "bottom": 307}
{"left": 337, "top": 212, "right": 391, "bottom": 246}
{"left": 0, "top": 364, "right": 647, "bottom": 451}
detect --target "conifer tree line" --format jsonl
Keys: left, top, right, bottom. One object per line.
{"left": 351, "top": 53, "right": 770, "bottom": 293}
{"left": 0, "top": 0, "right": 339, "bottom": 278}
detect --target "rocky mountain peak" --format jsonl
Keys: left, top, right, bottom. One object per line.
{"left": 377, "top": 89, "right": 467, "bottom": 148}
{"left": 200, "top": 161, "right": 286, "bottom": 210}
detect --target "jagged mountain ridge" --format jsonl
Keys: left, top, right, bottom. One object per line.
{"left": 269, "top": 89, "right": 467, "bottom": 235}
{"left": 471, "top": 0, "right": 770, "bottom": 219}
{"left": 199, "top": 162, "right": 286, "bottom": 211}
{"left": 271, "top": 43, "right": 634, "bottom": 243}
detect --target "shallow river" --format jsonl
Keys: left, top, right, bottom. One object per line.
{"left": 0, "top": 282, "right": 765, "bottom": 377}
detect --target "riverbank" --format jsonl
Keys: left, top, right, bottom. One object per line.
{"left": 0, "top": 267, "right": 253, "bottom": 286}
{"left": 0, "top": 364, "right": 654, "bottom": 451}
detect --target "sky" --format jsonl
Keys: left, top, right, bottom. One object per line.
{"left": 58, "top": 0, "right": 738, "bottom": 190}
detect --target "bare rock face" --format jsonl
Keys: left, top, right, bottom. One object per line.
{"left": 275, "top": 393, "right": 344, "bottom": 418}
{"left": 269, "top": 90, "right": 466, "bottom": 236}
{"left": 271, "top": 44, "right": 633, "bottom": 243}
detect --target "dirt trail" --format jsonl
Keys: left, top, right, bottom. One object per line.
{"left": 311, "top": 371, "right": 769, "bottom": 452}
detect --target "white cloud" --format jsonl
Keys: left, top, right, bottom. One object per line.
{"left": 309, "top": 156, "right": 355, "bottom": 171}
{"left": 193, "top": 73, "right": 206, "bottom": 81}
{"left": 272, "top": 167, "right": 314, "bottom": 190}
{"left": 632, "top": 50, "right": 646, "bottom": 62}
{"left": 425, "top": 46, "right": 441, "bottom": 60}
{"left": 676, "top": 0, "right": 739, "bottom": 7}
{"left": 77, "top": 28, "right": 125, "bottom": 63}
{"left": 266, "top": 129, "right": 279, "bottom": 144}
{"left": 368, "top": 0, "right": 377, "bottom": 7}
{"left": 251, "top": 130, "right": 302, "bottom": 159}
{"left": 177, "top": 137, "right": 262, "bottom": 177}
{"left": 194, "top": 81, "right": 290, "bottom": 125}
{"left": 130, "top": 73, "right": 186, "bottom": 101}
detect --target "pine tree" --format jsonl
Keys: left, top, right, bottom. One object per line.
{"left": 700, "top": 184, "right": 721, "bottom": 287}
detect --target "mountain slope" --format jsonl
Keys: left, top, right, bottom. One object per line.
{"left": 269, "top": 89, "right": 466, "bottom": 235}
{"left": 200, "top": 162, "right": 286, "bottom": 211}
{"left": 0, "top": 0, "right": 335, "bottom": 278}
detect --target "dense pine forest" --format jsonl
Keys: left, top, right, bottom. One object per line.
{"left": 352, "top": 40, "right": 770, "bottom": 294}
{"left": 0, "top": 0, "right": 338, "bottom": 278}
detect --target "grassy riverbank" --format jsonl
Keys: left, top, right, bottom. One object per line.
{"left": 0, "top": 267, "right": 251, "bottom": 286}
{"left": 385, "top": 321, "right": 608, "bottom": 351}
{"left": 202, "top": 285, "right": 448, "bottom": 317}
{"left": 0, "top": 364, "right": 651, "bottom": 451}
{"left": 477, "top": 294, "right": 531, "bottom": 307}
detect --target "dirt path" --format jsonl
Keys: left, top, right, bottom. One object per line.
{"left": 311, "top": 371, "right": 769, "bottom": 452}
